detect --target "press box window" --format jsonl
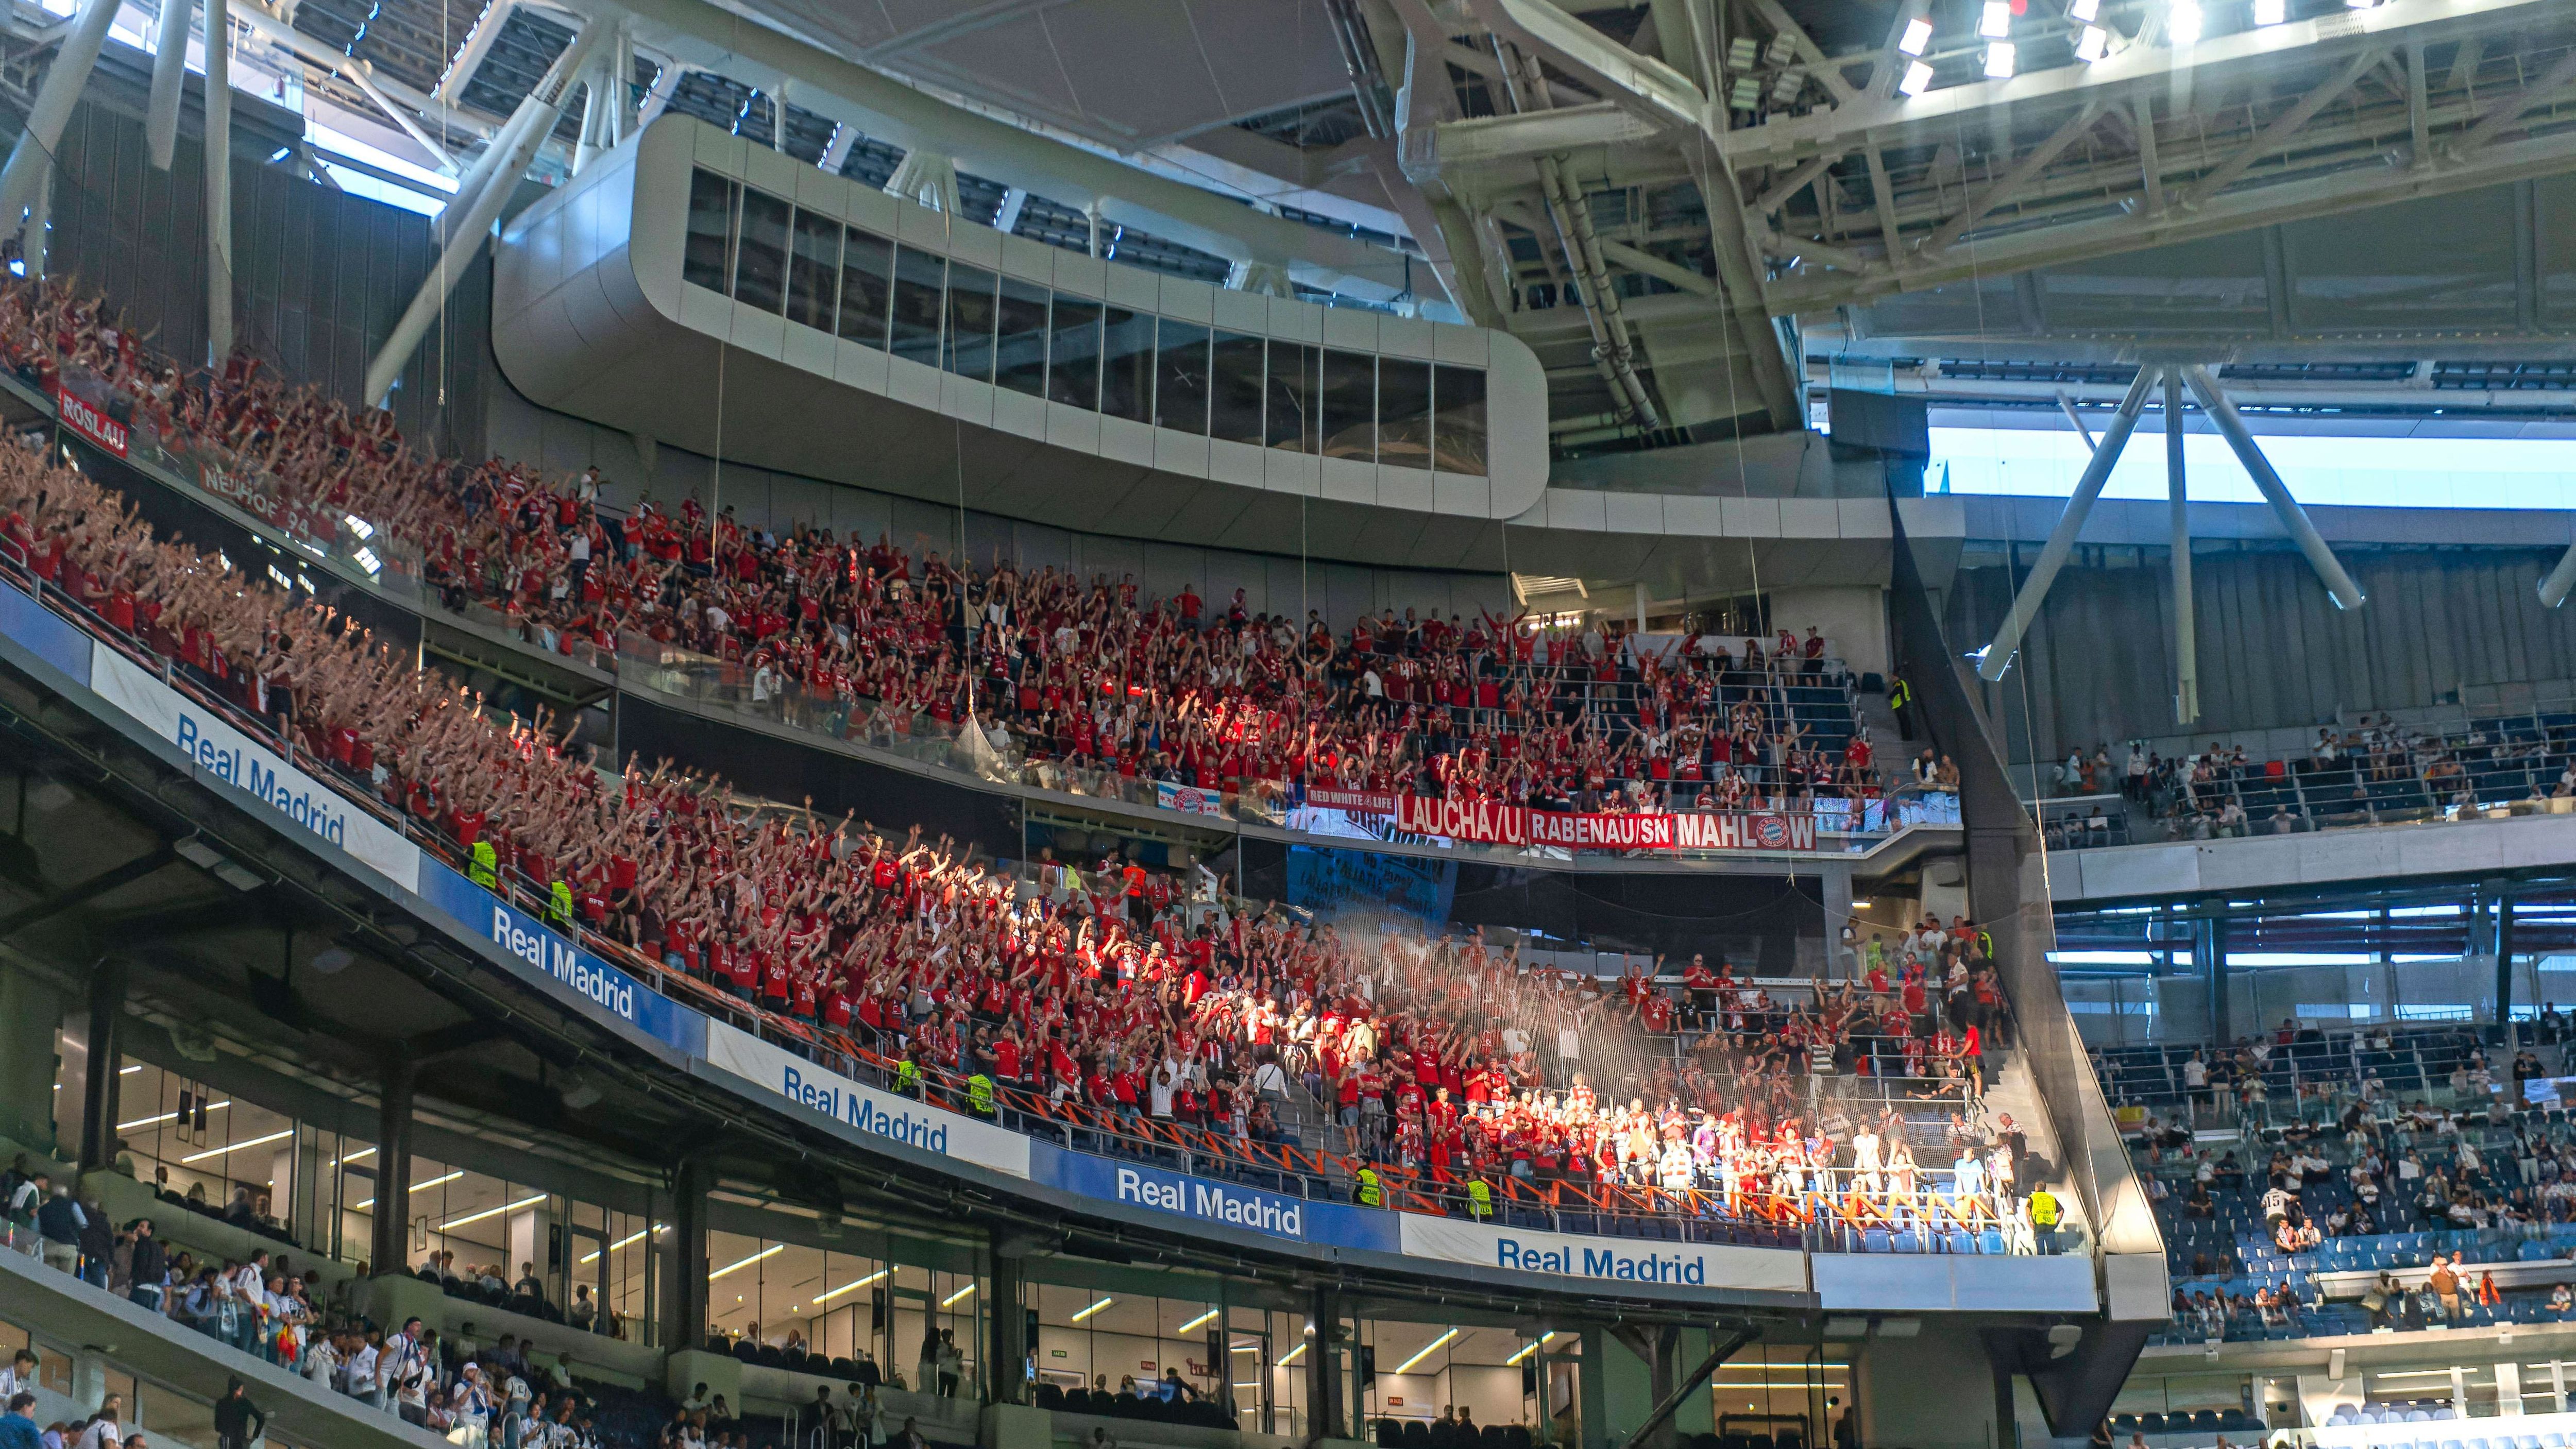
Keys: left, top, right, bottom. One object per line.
{"left": 1432, "top": 365, "right": 1487, "bottom": 474}
{"left": 837, "top": 229, "right": 893, "bottom": 349}
{"left": 733, "top": 189, "right": 792, "bottom": 314}
{"left": 786, "top": 211, "right": 841, "bottom": 333}
{"left": 946, "top": 263, "right": 997, "bottom": 382}
{"left": 889, "top": 246, "right": 946, "bottom": 367}
{"left": 1048, "top": 297, "right": 1104, "bottom": 411}
{"left": 994, "top": 277, "right": 1050, "bottom": 399}
{"left": 1209, "top": 333, "right": 1265, "bottom": 446}
{"left": 682, "top": 169, "right": 738, "bottom": 293}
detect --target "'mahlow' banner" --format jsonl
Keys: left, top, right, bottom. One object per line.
{"left": 1390, "top": 797, "right": 1819, "bottom": 853}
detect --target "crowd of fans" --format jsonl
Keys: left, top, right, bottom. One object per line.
{"left": 2, "top": 1158, "right": 612, "bottom": 1446}
{"left": 2051, "top": 711, "right": 2576, "bottom": 842}
{"left": 2129, "top": 1021, "right": 2576, "bottom": 1341}
{"left": 0, "top": 255, "right": 2082, "bottom": 1251}
{"left": 0, "top": 410, "right": 2054, "bottom": 1237}
{"left": 0, "top": 279, "right": 1894, "bottom": 827}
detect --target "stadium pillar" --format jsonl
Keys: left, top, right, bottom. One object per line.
{"left": 664, "top": 1154, "right": 711, "bottom": 1351}
{"left": 1821, "top": 866, "right": 1855, "bottom": 979}
{"left": 2164, "top": 369, "right": 2197, "bottom": 724}
{"left": 0, "top": 965, "right": 62, "bottom": 1154}
{"left": 2177, "top": 365, "right": 2365, "bottom": 609}
{"left": 145, "top": 0, "right": 192, "bottom": 170}
{"left": 0, "top": 0, "right": 125, "bottom": 238}
{"left": 370, "top": 1054, "right": 415, "bottom": 1276}
{"left": 203, "top": 0, "right": 233, "bottom": 363}
{"left": 1575, "top": 1328, "right": 1609, "bottom": 1449}
{"left": 2490, "top": 880, "right": 2519, "bottom": 1047}
{"left": 2199, "top": 915, "right": 2230, "bottom": 1048}
{"left": 363, "top": 18, "right": 608, "bottom": 405}
{"left": 986, "top": 1246, "right": 1024, "bottom": 1404}
{"left": 1976, "top": 366, "right": 2158, "bottom": 681}
{"left": 75, "top": 958, "right": 126, "bottom": 1172}
{"left": 1306, "top": 1286, "right": 1342, "bottom": 1442}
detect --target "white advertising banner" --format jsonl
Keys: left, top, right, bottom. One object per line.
{"left": 1398, "top": 1215, "right": 1810, "bottom": 1293}
{"left": 90, "top": 649, "right": 421, "bottom": 895}
{"left": 704, "top": 1022, "right": 1032, "bottom": 1179}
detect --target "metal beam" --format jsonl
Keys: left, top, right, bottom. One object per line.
{"left": 146, "top": 0, "right": 192, "bottom": 171}
{"left": 1747, "top": 0, "right": 1856, "bottom": 105}
{"left": 204, "top": 0, "right": 232, "bottom": 363}
{"left": 1920, "top": 99, "right": 2104, "bottom": 257}
{"left": 0, "top": 845, "right": 177, "bottom": 939}
{"left": 2054, "top": 389, "right": 2095, "bottom": 449}
{"left": 2165, "top": 370, "right": 2197, "bottom": 724}
{"left": 1467, "top": 0, "right": 1706, "bottom": 129}
{"left": 587, "top": 0, "right": 1421, "bottom": 298}
{"left": 2539, "top": 535, "right": 2576, "bottom": 608}
{"left": 436, "top": 0, "right": 521, "bottom": 106}
{"left": 364, "top": 18, "right": 607, "bottom": 404}
{"left": 2172, "top": 46, "right": 2381, "bottom": 212}
{"left": 1711, "top": 0, "right": 2557, "bottom": 165}
{"left": 2177, "top": 363, "right": 2365, "bottom": 609}
{"left": 2454, "top": 43, "right": 2576, "bottom": 157}
{"left": 1977, "top": 365, "right": 2159, "bottom": 682}
{"left": 1629, "top": 1328, "right": 1761, "bottom": 1449}
{"left": 0, "top": 0, "right": 129, "bottom": 232}
{"left": 1752, "top": 152, "right": 1836, "bottom": 215}
{"left": 1599, "top": 232, "right": 1798, "bottom": 428}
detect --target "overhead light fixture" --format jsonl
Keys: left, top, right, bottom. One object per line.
{"left": 1179, "top": 1309, "right": 1221, "bottom": 1334}
{"left": 1278, "top": 1342, "right": 1309, "bottom": 1367}
{"left": 941, "top": 1284, "right": 978, "bottom": 1308}
{"left": 2069, "top": 0, "right": 2099, "bottom": 18}
{"left": 2253, "top": 0, "right": 2285, "bottom": 20}
{"left": 2345, "top": 0, "right": 2375, "bottom": 7}
{"left": 1978, "top": 1, "right": 2011, "bottom": 37}
{"left": 1900, "top": 60, "right": 1936, "bottom": 95}
{"left": 179, "top": 1128, "right": 292, "bottom": 1164}
{"left": 1394, "top": 1329, "right": 1461, "bottom": 1376}
{"left": 813, "top": 1269, "right": 890, "bottom": 1303}
{"left": 580, "top": 1228, "right": 660, "bottom": 1266}
{"left": 411, "top": 1169, "right": 465, "bottom": 1191}
{"left": 1982, "top": 42, "right": 2015, "bottom": 78}
{"left": 120, "top": 1064, "right": 141, "bottom": 1076}
{"left": 1071, "top": 1297, "right": 1115, "bottom": 1323}
{"left": 2076, "top": 24, "right": 2111, "bottom": 59}
{"left": 1508, "top": 1333, "right": 1560, "bottom": 1367}
{"left": 708, "top": 1244, "right": 785, "bottom": 1281}
{"left": 2166, "top": 1, "right": 2202, "bottom": 44}
{"left": 331, "top": 1147, "right": 375, "bottom": 1166}
{"left": 439, "top": 1192, "right": 550, "bottom": 1233}
{"left": 1898, "top": 16, "right": 1933, "bottom": 54}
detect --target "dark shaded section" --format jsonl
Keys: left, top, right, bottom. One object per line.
{"left": 613, "top": 693, "right": 1023, "bottom": 859}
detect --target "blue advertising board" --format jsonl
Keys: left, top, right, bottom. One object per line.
{"left": 1030, "top": 1141, "right": 1402, "bottom": 1254}
{"left": 416, "top": 858, "right": 708, "bottom": 1056}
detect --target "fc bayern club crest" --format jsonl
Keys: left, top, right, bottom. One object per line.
{"left": 1753, "top": 815, "right": 1788, "bottom": 848}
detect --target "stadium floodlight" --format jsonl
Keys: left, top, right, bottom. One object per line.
{"left": 2166, "top": 1, "right": 2202, "bottom": 44}
{"left": 2069, "top": 0, "right": 2099, "bottom": 18}
{"left": 1984, "top": 42, "right": 2016, "bottom": 78}
{"left": 1979, "top": 1, "right": 2012, "bottom": 37}
{"left": 1900, "top": 60, "right": 1936, "bottom": 94}
{"left": 2253, "top": 0, "right": 2285, "bottom": 22}
{"left": 2075, "top": 25, "right": 2111, "bottom": 60}
{"left": 1899, "top": 16, "right": 1933, "bottom": 54}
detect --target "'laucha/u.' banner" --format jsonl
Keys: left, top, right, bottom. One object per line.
{"left": 1389, "top": 796, "right": 1819, "bottom": 852}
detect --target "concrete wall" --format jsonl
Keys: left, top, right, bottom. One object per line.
{"left": 2048, "top": 808, "right": 2576, "bottom": 904}
{"left": 1858, "top": 1329, "right": 1996, "bottom": 1449}
{"left": 0, "top": 962, "right": 62, "bottom": 1156}
{"left": 1769, "top": 586, "right": 1891, "bottom": 680}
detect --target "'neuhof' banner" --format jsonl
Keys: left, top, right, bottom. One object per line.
{"left": 1391, "top": 796, "right": 1817, "bottom": 853}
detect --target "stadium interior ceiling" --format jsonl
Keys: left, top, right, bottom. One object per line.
{"left": 145, "top": 0, "right": 2576, "bottom": 458}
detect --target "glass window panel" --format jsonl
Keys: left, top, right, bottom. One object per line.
{"left": 1320, "top": 349, "right": 1376, "bottom": 461}
{"left": 1100, "top": 306, "right": 1155, "bottom": 422}
{"left": 1209, "top": 333, "right": 1265, "bottom": 445}
{"left": 733, "top": 189, "right": 791, "bottom": 314}
{"left": 1155, "top": 319, "right": 1210, "bottom": 434}
{"left": 1377, "top": 359, "right": 1432, "bottom": 469}
{"left": 945, "top": 263, "right": 997, "bottom": 381}
{"left": 1047, "top": 296, "right": 1103, "bottom": 410}
{"left": 995, "top": 278, "right": 1051, "bottom": 398}
{"left": 1433, "top": 365, "right": 1488, "bottom": 474}
{"left": 890, "top": 246, "right": 946, "bottom": 367}
{"left": 1265, "top": 340, "right": 1317, "bottom": 453}
{"left": 786, "top": 212, "right": 841, "bottom": 332}
{"left": 838, "top": 229, "right": 893, "bottom": 349}
{"left": 683, "top": 169, "right": 737, "bottom": 293}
